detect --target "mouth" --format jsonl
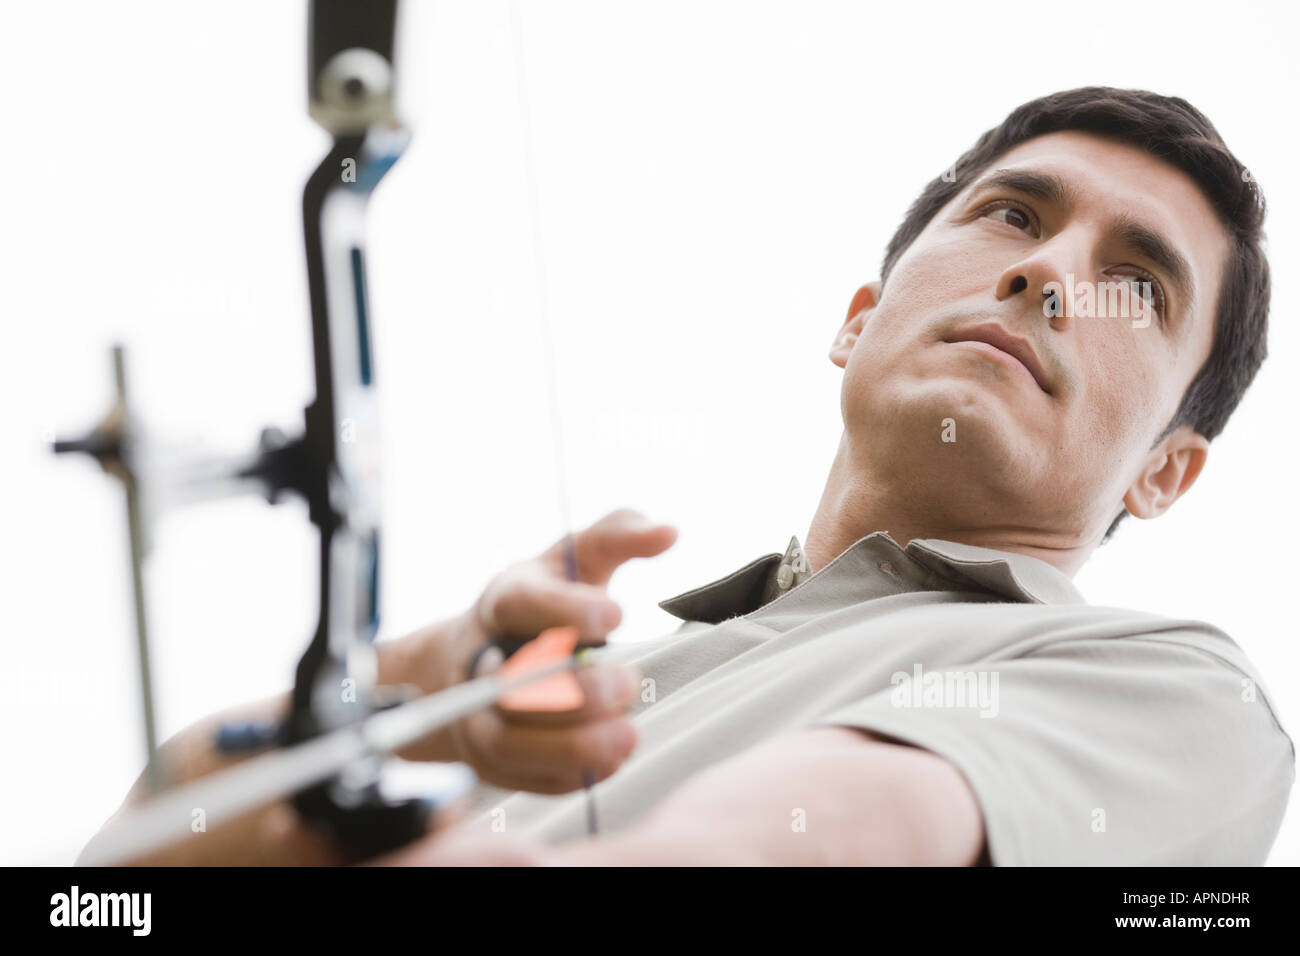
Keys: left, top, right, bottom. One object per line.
{"left": 942, "top": 323, "right": 1052, "bottom": 395}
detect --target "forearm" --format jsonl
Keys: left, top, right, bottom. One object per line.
{"left": 376, "top": 614, "right": 469, "bottom": 696}
{"left": 548, "top": 726, "right": 985, "bottom": 866}
{"left": 122, "top": 619, "right": 460, "bottom": 799}
{"left": 85, "top": 695, "right": 329, "bottom": 865}
{"left": 88, "top": 617, "right": 468, "bottom": 865}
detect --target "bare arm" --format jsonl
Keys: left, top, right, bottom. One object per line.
{"left": 82, "top": 620, "right": 465, "bottom": 865}
{"left": 547, "top": 726, "right": 987, "bottom": 866}
{"left": 119, "top": 618, "right": 465, "bottom": 798}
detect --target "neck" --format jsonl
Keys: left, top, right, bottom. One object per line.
{"left": 802, "top": 433, "right": 1095, "bottom": 578}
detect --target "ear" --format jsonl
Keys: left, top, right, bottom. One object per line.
{"left": 1121, "top": 426, "right": 1210, "bottom": 521}
{"left": 830, "top": 281, "right": 881, "bottom": 369}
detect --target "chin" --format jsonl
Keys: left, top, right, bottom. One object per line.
{"left": 857, "top": 377, "right": 1042, "bottom": 486}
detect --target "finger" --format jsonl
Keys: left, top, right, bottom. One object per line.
{"left": 545, "top": 509, "right": 679, "bottom": 587}
{"left": 495, "top": 662, "right": 641, "bottom": 727}
{"left": 480, "top": 573, "right": 624, "bottom": 642}
{"left": 450, "top": 709, "right": 588, "bottom": 794}
{"left": 458, "top": 708, "right": 639, "bottom": 789}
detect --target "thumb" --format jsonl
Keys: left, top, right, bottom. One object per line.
{"left": 562, "top": 509, "right": 678, "bottom": 586}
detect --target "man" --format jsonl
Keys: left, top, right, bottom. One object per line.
{"left": 87, "top": 86, "right": 1293, "bottom": 866}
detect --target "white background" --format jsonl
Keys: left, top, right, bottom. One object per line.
{"left": 2, "top": 0, "right": 1296, "bottom": 865}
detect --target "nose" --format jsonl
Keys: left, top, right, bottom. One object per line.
{"left": 995, "top": 252, "right": 1072, "bottom": 332}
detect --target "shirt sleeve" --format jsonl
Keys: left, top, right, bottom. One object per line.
{"left": 803, "top": 633, "right": 1296, "bottom": 865}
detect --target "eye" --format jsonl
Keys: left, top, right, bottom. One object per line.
{"left": 1113, "top": 269, "right": 1167, "bottom": 324}
{"left": 977, "top": 200, "right": 1039, "bottom": 237}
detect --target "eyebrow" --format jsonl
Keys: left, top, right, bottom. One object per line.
{"left": 1107, "top": 213, "right": 1196, "bottom": 314}
{"left": 966, "top": 168, "right": 1198, "bottom": 314}
{"left": 971, "top": 168, "right": 1076, "bottom": 208}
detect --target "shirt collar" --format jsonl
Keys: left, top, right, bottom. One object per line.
{"left": 658, "top": 531, "right": 1085, "bottom": 623}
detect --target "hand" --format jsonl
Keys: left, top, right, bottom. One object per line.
{"left": 464, "top": 507, "right": 679, "bottom": 654}
{"left": 450, "top": 508, "right": 677, "bottom": 792}
{"left": 90, "top": 509, "right": 675, "bottom": 864}
{"left": 399, "top": 509, "right": 677, "bottom": 793}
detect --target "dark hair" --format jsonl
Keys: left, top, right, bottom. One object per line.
{"left": 880, "top": 87, "right": 1269, "bottom": 543}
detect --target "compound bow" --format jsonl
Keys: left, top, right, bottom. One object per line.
{"left": 57, "top": 0, "right": 595, "bottom": 865}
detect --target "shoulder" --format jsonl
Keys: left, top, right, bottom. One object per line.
{"left": 1022, "top": 604, "right": 1296, "bottom": 778}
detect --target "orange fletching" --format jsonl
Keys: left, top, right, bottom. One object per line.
{"left": 496, "top": 626, "right": 585, "bottom": 712}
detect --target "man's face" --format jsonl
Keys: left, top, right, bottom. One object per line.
{"left": 834, "top": 131, "right": 1230, "bottom": 543}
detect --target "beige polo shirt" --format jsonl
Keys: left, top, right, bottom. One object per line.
{"left": 462, "top": 532, "right": 1295, "bottom": 865}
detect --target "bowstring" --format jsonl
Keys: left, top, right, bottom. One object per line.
{"left": 507, "top": 0, "right": 573, "bottom": 540}
{"left": 506, "top": 0, "right": 598, "bottom": 835}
